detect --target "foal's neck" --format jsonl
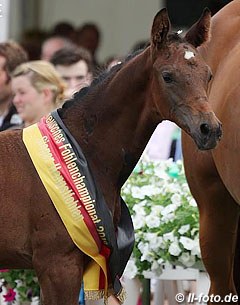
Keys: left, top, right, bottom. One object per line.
{"left": 63, "top": 48, "right": 159, "bottom": 214}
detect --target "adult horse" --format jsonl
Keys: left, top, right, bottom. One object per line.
{"left": 182, "top": 0, "right": 240, "bottom": 302}
{"left": 0, "top": 8, "right": 221, "bottom": 305}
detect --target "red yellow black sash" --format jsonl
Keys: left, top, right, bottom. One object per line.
{"left": 22, "top": 110, "right": 134, "bottom": 303}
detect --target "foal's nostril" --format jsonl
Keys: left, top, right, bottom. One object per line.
{"left": 200, "top": 123, "right": 210, "bottom": 136}
{"left": 216, "top": 123, "right": 223, "bottom": 140}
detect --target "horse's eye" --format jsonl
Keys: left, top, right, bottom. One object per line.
{"left": 162, "top": 72, "right": 174, "bottom": 83}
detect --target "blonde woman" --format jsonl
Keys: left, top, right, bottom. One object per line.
{"left": 11, "top": 60, "right": 66, "bottom": 127}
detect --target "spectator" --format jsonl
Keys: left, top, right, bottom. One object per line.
{"left": 144, "top": 121, "right": 179, "bottom": 161}
{"left": 21, "top": 29, "right": 47, "bottom": 60}
{"left": 50, "top": 46, "right": 93, "bottom": 99}
{"left": 52, "top": 21, "right": 76, "bottom": 42}
{"left": 41, "top": 36, "right": 74, "bottom": 61}
{"left": 11, "top": 61, "right": 66, "bottom": 127}
{"left": 76, "top": 23, "right": 101, "bottom": 73}
{"left": 169, "top": 127, "right": 182, "bottom": 161}
{"left": 0, "top": 41, "right": 28, "bottom": 131}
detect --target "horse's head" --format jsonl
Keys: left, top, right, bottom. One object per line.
{"left": 150, "top": 8, "right": 222, "bottom": 150}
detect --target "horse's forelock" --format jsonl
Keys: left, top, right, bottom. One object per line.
{"left": 168, "top": 32, "right": 185, "bottom": 44}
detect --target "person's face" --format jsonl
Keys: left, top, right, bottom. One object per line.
{"left": 12, "top": 75, "right": 46, "bottom": 125}
{"left": 0, "top": 55, "right": 12, "bottom": 103}
{"left": 55, "top": 59, "right": 92, "bottom": 99}
{"left": 41, "top": 39, "right": 66, "bottom": 61}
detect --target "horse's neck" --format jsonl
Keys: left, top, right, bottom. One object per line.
{"left": 199, "top": 1, "right": 240, "bottom": 74}
{"left": 63, "top": 48, "right": 159, "bottom": 213}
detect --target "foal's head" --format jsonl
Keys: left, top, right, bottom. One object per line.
{"left": 150, "top": 8, "right": 222, "bottom": 150}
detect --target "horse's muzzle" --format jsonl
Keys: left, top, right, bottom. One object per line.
{"left": 196, "top": 121, "right": 222, "bottom": 150}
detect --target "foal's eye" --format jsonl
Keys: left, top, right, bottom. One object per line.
{"left": 162, "top": 72, "right": 174, "bottom": 83}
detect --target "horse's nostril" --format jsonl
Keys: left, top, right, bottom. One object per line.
{"left": 200, "top": 123, "right": 210, "bottom": 136}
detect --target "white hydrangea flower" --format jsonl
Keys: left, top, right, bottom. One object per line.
{"left": 169, "top": 241, "right": 182, "bottom": 256}
{"left": 178, "top": 224, "right": 190, "bottom": 235}
{"left": 161, "top": 204, "right": 177, "bottom": 216}
{"left": 166, "top": 184, "right": 181, "bottom": 194}
{"left": 131, "top": 186, "right": 146, "bottom": 199}
{"left": 191, "top": 228, "right": 198, "bottom": 236}
{"left": 141, "top": 185, "right": 160, "bottom": 196}
{"left": 161, "top": 212, "right": 175, "bottom": 223}
{"left": 157, "top": 258, "right": 164, "bottom": 265}
{"left": 151, "top": 205, "right": 163, "bottom": 214}
{"left": 132, "top": 213, "right": 146, "bottom": 230}
{"left": 124, "top": 259, "right": 138, "bottom": 279}
{"left": 138, "top": 241, "right": 152, "bottom": 262}
{"left": 134, "top": 232, "right": 142, "bottom": 242}
{"left": 181, "top": 183, "right": 190, "bottom": 193}
{"left": 163, "top": 231, "right": 175, "bottom": 242}
{"left": 179, "top": 236, "right": 196, "bottom": 250}
{"left": 151, "top": 260, "right": 163, "bottom": 276}
{"left": 145, "top": 213, "right": 161, "bottom": 228}
{"left": 179, "top": 252, "right": 196, "bottom": 267}
{"left": 154, "top": 167, "right": 170, "bottom": 180}
{"left": 191, "top": 238, "right": 201, "bottom": 257}
{"left": 159, "top": 240, "right": 168, "bottom": 250}
{"left": 132, "top": 201, "right": 146, "bottom": 213}
{"left": 144, "top": 232, "right": 156, "bottom": 240}
{"left": 148, "top": 235, "right": 164, "bottom": 252}
{"left": 137, "top": 241, "right": 145, "bottom": 251}
{"left": 171, "top": 193, "right": 182, "bottom": 205}
{"left": 189, "top": 198, "right": 197, "bottom": 207}
{"left": 163, "top": 261, "right": 174, "bottom": 269}
{"left": 151, "top": 260, "right": 160, "bottom": 270}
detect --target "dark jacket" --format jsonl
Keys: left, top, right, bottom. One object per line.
{"left": 0, "top": 105, "right": 21, "bottom": 131}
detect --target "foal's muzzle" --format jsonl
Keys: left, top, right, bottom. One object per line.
{"left": 195, "top": 121, "right": 222, "bottom": 150}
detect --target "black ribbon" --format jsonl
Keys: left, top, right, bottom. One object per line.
{"left": 51, "top": 110, "right": 135, "bottom": 296}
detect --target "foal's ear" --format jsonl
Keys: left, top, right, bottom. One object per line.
{"left": 151, "top": 8, "right": 171, "bottom": 48}
{"left": 185, "top": 8, "right": 211, "bottom": 48}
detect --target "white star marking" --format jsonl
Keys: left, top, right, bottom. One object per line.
{"left": 184, "top": 51, "right": 195, "bottom": 60}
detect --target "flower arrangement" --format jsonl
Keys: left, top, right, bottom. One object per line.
{"left": 0, "top": 269, "right": 39, "bottom": 303}
{"left": 122, "top": 157, "right": 204, "bottom": 279}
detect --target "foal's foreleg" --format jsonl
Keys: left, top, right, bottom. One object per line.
{"left": 33, "top": 251, "right": 83, "bottom": 305}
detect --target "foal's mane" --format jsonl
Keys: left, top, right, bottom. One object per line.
{"left": 59, "top": 32, "right": 185, "bottom": 114}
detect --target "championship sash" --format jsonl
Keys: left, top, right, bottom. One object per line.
{"left": 22, "top": 110, "right": 134, "bottom": 303}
